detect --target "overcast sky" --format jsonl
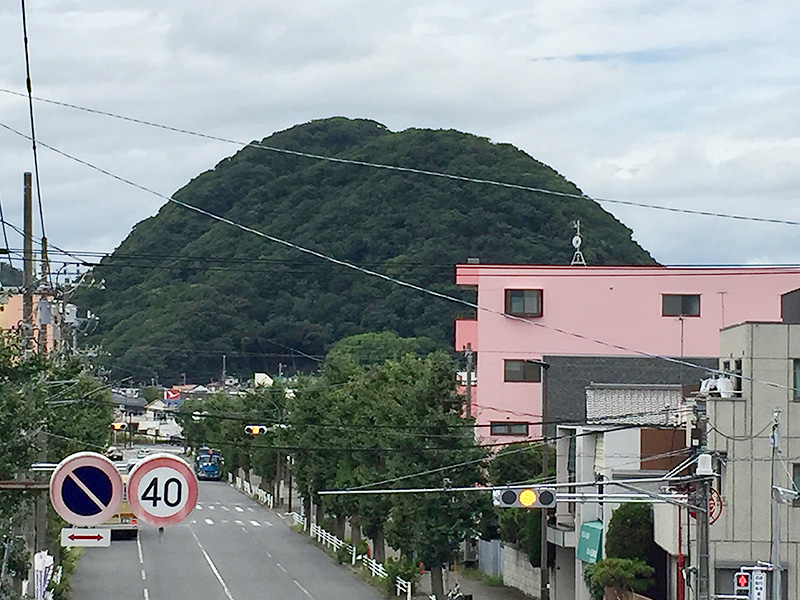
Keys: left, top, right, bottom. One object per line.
{"left": 0, "top": 1, "right": 798, "bottom": 278}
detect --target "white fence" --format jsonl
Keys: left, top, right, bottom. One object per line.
{"left": 305, "top": 522, "right": 411, "bottom": 600}
{"left": 232, "top": 474, "right": 274, "bottom": 509}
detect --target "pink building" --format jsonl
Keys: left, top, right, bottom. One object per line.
{"left": 454, "top": 265, "right": 800, "bottom": 440}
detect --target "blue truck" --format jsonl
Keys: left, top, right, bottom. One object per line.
{"left": 194, "top": 449, "right": 223, "bottom": 481}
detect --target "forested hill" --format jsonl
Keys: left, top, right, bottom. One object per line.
{"left": 78, "top": 117, "right": 655, "bottom": 384}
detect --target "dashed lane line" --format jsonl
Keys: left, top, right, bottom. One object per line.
{"left": 190, "top": 528, "right": 236, "bottom": 600}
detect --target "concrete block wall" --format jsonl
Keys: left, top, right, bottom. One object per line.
{"left": 502, "top": 543, "right": 541, "bottom": 599}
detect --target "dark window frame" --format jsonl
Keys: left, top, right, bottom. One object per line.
{"left": 490, "top": 422, "right": 529, "bottom": 436}
{"left": 662, "top": 294, "right": 701, "bottom": 317}
{"left": 505, "top": 289, "right": 543, "bottom": 318}
{"left": 793, "top": 359, "right": 800, "bottom": 401}
{"left": 504, "top": 359, "right": 542, "bottom": 382}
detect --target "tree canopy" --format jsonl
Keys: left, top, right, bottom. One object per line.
{"left": 77, "top": 117, "right": 655, "bottom": 384}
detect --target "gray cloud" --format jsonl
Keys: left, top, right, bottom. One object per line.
{"left": 0, "top": 0, "right": 798, "bottom": 270}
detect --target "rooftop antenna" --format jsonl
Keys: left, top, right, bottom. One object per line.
{"left": 570, "top": 220, "right": 586, "bottom": 266}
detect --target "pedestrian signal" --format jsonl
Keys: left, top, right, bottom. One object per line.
{"left": 734, "top": 571, "right": 750, "bottom": 595}
{"left": 244, "top": 425, "right": 268, "bottom": 435}
{"left": 492, "top": 486, "right": 557, "bottom": 508}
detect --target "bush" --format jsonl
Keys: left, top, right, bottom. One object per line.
{"left": 583, "top": 558, "right": 654, "bottom": 600}
{"left": 384, "top": 556, "right": 420, "bottom": 597}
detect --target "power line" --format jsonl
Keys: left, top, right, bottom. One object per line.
{"left": 1, "top": 88, "right": 799, "bottom": 228}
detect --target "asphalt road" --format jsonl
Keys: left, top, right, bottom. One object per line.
{"left": 71, "top": 478, "right": 384, "bottom": 600}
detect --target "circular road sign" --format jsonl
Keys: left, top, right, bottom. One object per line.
{"left": 49, "top": 452, "right": 124, "bottom": 526}
{"left": 127, "top": 453, "right": 198, "bottom": 527}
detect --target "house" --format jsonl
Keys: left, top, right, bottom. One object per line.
{"left": 454, "top": 264, "right": 800, "bottom": 441}
{"left": 550, "top": 384, "right": 691, "bottom": 600}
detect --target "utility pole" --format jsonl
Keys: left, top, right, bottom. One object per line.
{"left": 464, "top": 344, "right": 473, "bottom": 419}
{"left": 693, "top": 399, "right": 711, "bottom": 600}
{"left": 22, "top": 173, "right": 33, "bottom": 356}
{"left": 770, "top": 408, "right": 781, "bottom": 600}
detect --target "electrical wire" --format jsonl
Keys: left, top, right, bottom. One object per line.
{"left": 1, "top": 87, "right": 799, "bottom": 229}
{"left": 17, "top": 2, "right": 46, "bottom": 243}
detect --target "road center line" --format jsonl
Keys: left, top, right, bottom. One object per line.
{"left": 294, "top": 580, "right": 315, "bottom": 599}
{"left": 276, "top": 563, "right": 287, "bottom": 573}
{"left": 137, "top": 535, "right": 144, "bottom": 564}
{"left": 141, "top": 569, "right": 146, "bottom": 580}
{"left": 143, "top": 588, "right": 149, "bottom": 600}
{"left": 190, "top": 528, "right": 236, "bottom": 600}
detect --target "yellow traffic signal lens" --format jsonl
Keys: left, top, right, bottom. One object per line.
{"left": 518, "top": 489, "right": 537, "bottom": 507}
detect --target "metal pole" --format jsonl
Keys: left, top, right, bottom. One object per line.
{"left": 771, "top": 409, "right": 781, "bottom": 600}
{"left": 465, "top": 344, "right": 473, "bottom": 419}
{"left": 541, "top": 439, "right": 549, "bottom": 600}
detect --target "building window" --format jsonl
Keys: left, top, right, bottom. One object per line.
{"left": 793, "top": 464, "right": 800, "bottom": 506}
{"left": 721, "top": 359, "right": 743, "bottom": 396}
{"left": 490, "top": 422, "right": 528, "bottom": 436}
{"left": 505, "top": 289, "right": 543, "bottom": 317}
{"left": 793, "top": 360, "right": 800, "bottom": 401}
{"left": 662, "top": 294, "right": 701, "bottom": 317}
{"left": 504, "top": 360, "right": 542, "bottom": 382}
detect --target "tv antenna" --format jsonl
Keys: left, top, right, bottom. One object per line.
{"left": 570, "top": 220, "right": 586, "bottom": 266}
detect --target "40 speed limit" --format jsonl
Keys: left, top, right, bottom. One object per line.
{"left": 127, "top": 454, "right": 198, "bottom": 526}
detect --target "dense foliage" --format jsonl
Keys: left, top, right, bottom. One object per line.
{"left": 77, "top": 118, "right": 655, "bottom": 384}
{"left": 583, "top": 503, "right": 658, "bottom": 599}
{"left": 0, "top": 333, "right": 113, "bottom": 596}
{"left": 176, "top": 333, "right": 490, "bottom": 600}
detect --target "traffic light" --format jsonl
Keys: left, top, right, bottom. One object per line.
{"left": 244, "top": 425, "right": 268, "bottom": 435}
{"left": 492, "top": 486, "right": 557, "bottom": 508}
{"left": 734, "top": 571, "right": 750, "bottom": 596}
{"left": 112, "top": 422, "right": 128, "bottom": 431}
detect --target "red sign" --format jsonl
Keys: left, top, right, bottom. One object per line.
{"left": 127, "top": 453, "right": 198, "bottom": 527}
{"left": 165, "top": 389, "right": 180, "bottom": 401}
{"left": 689, "top": 488, "right": 723, "bottom": 524}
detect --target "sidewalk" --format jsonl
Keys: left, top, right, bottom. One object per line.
{"left": 416, "top": 570, "right": 534, "bottom": 600}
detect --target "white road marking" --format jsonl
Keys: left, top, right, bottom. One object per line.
{"left": 235, "top": 506, "right": 244, "bottom": 512}
{"left": 247, "top": 507, "right": 255, "bottom": 512}
{"left": 137, "top": 535, "right": 144, "bottom": 564}
{"left": 294, "top": 580, "right": 315, "bottom": 599}
{"left": 190, "top": 528, "right": 236, "bottom": 600}
{"left": 141, "top": 569, "right": 146, "bottom": 581}
{"left": 249, "top": 520, "right": 261, "bottom": 527}
{"left": 266, "top": 552, "right": 272, "bottom": 559}
{"left": 221, "top": 505, "right": 230, "bottom": 511}
{"left": 205, "top": 519, "right": 214, "bottom": 525}
{"left": 143, "top": 588, "right": 149, "bottom": 600}
{"left": 264, "top": 521, "right": 273, "bottom": 527}
{"left": 196, "top": 504, "right": 203, "bottom": 510}
{"left": 190, "top": 519, "right": 197, "bottom": 524}
{"left": 209, "top": 505, "right": 215, "bottom": 510}
{"left": 276, "top": 563, "right": 287, "bottom": 573}
{"left": 221, "top": 520, "right": 228, "bottom": 524}
{"left": 240, "top": 526, "right": 247, "bottom": 532}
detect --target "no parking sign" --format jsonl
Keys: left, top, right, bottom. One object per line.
{"left": 49, "top": 452, "right": 123, "bottom": 526}
{"left": 127, "top": 453, "right": 198, "bottom": 527}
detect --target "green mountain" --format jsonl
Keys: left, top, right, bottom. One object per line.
{"left": 78, "top": 117, "right": 655, "bottom": 384}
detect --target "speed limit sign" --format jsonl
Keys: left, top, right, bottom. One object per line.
{"left": 127, "top": 453, "right": 198, "bottom": 526}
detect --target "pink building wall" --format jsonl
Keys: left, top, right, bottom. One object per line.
{"left": 454, "top": 265, "right": 800, "bottom": 439}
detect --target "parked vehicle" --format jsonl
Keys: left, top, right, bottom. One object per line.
{"left": 105, "top": 446, "right": 123, "bottom": 461}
